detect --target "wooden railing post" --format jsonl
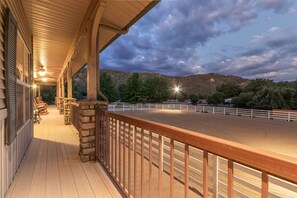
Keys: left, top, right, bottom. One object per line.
{"left": 268, "top": 110, "right": 271, "bottom": 119}
{"left": 212, "top": 155, "right": 219, "bottom": 198}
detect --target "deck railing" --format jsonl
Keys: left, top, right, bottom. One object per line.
{"left": 70, "top": 102, "right": 80, "bottom": 131}
{"left": 95, "top": 108, "right": 297, "bottom": 197}
{"left": 108, "top": 103, "right": 297, "bottom": 122}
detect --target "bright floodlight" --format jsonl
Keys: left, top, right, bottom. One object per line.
{"left": 174, "top": 86, "right": 180, "bottom": 92}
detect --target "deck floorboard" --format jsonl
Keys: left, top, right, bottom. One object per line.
{"left": 5, "top": 106, "right": 122, "bottom": 198}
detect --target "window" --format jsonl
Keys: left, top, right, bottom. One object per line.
{"left": 16, "top": 32, "right": 31, "bottom": 130}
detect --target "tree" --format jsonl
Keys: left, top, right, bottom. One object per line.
{"left": 251, "top": 87, "right": 285, "bottom": 110}
{"left": 244, "top": 79, "right": 274, "bottom": 93}
{"left": 124, "top": 73, "right": 144, "bottom": 103}
{"left": 189, "top": 94, "right": 199, "bottom": 105}
{"left": 216, "top": 83, "right": 242, "bottom": 98}
{"left": 40, "top": 85, "right": 56, "bottom": 105}
{"left": 143, "top": 76, "right": 169, "bottom": 103}
{"left": 117, "top": 84, "right": 126, "bottom": 101}
{"left": 232, "top": 92, "right": 254, "bottom": 108}
{"left": 208, "top": 92, "right": 224, "bottom": 106}
{"left": 100, "top": 72, "right": 118, "bottom": 102}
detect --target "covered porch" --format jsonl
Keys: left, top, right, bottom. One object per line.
{"left": 5, "top": 106, "right": 122, "bottom": 198}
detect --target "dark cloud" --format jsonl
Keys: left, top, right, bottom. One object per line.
{"left": 205, "top": 26, "right": 297, "bottom": 81}
{"left": 101, "top": 0, "right": 297, "bottom": 82}
{"left": 102, "top": 0, "right": 256, "bottom": 76}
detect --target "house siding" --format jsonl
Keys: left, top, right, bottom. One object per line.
{"left": 0, "top": 0, "right": 33, "bottom": 197}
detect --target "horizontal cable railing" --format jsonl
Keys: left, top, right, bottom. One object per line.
{"left": 96, "top": 108, "right": 297, "bottom": 198}
{"left": 108, "top": 103, "right": 297, "bottom": 122}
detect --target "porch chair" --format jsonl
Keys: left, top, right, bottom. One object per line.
{"left": 34, "top": 97, "right": 48, "bottom": 114}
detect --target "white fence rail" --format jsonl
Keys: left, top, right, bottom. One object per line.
{"left": 108, "top": 103, "right": 297, "bottom": 122}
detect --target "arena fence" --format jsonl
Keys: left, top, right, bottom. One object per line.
{"left": 108, "top": 103, "right": 297, "bottom": 122}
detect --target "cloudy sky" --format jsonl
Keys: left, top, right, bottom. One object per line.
{"left": 101, "top": 0, "right": 297, "bottom": 82}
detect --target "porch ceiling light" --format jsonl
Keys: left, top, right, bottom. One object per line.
{"left": 33, "top": 84, "right": 37, "bottom": 89}
{"left": 39, "top": 69, "right": 46, "bottom": 76}
{"left": 42, "top": 77, "right": 47, "bottom": 82}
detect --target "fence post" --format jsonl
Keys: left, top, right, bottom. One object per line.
{"left": 162, "top": 104, "right": 164, "bottom": 109}
{"left": 268, "top": 110, "right": 270, "bottom": 120}
{"left": 187, "top": 105, "right": 189, "bottom": 111}
{"left": 149, "top": 104, "right": 151, "bottom": 111}
{"left": 213, "top": 107, "right": 215, "bottom": 114}
{"left": 224, "top": 107, "right": 226, "bottom": 115}
{"left": 251, "top": 109, "right": 253, "bottom": 117}
{"left": 236, "top": 108, "right": 238, "bottom": 116}
{"left": 288, "top": 112, "right": 291, "bottom": 122}
{"left": 195, "top": 105, "right": 197, "bottom": 112}
{"left": 174, "top": 103, "right": 176, "bottom": 109}
{"left": 203, "top": 106, "right": 205, "bottom": 113}
{"left": 180, "top": 104, "right": 182, "bottom": 110}
{"left": 113, "top": 105, "right": 115, "bottom": 112}
{"left": 141, "top": 103, "right": 143, "bottom": 111}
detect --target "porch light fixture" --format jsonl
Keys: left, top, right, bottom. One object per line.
{"left": 34, "top": 72, "right": 37, "bottom": 78}
{"left": 42, "top": 77, "right": 47, "bottom": 82}
{"left": 39, "top": 69, "right": 46, "bottom": 76}
{"left": 33, "top": 84, "right": 37, "bottom": 89}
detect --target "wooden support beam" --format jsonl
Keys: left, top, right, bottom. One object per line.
{"left": 87, "top": 54, "right": 98, "bottom": 100}
{"left": 87, "top": 0, "right": 107, "bottom": 100}
{"left": 61, "top": 76, "right": 65, "bottom": 97}
{"left": 67, "top": 63, "right": 72, "bottom": 98}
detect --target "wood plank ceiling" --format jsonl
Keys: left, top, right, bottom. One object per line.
{"left": 21, "top": 0, "right": 158, "bottom": 83}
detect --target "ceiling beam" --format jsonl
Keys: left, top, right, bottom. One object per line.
{"left": 99, "top": 23, "right": 128, "bottom": 35}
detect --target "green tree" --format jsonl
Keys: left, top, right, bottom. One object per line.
{"left": 251, "top": 87, "right": 285, "bottom": 110}
{"left": 189, "top": 94, "right": 199, "bottom": 105}
{"left": 124, "top": 73, "right": 143, "bottom": 103}
{"left": 40, "top": 85, "right": 56, "bottom": 105}
{"left": 232, "top": 92, "right": 254, "bottom": 108}
{"left": 117, "top": 84, "right": 126, "bottom": 101}
{"left": 244, "top": 79, "right": 274, "bottom": 92}
{"left": 100, "top": 72, "right": 118, "bottom": 102}
{"left": 208, "top": 92, "right": 224, "bottom": 106}
{"left": 216, "top": 83, "right": 242, "bottom": 98}
{"left": 143, "top": 76, "right": 169, "bottom": 103}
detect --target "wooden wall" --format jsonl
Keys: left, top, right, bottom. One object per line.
{"left": 0, "top": 0, "right": 33, "bottom": 197}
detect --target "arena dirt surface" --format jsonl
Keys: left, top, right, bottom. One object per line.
{"left": 119, "top": 109, "right": 297, "bottom": 158}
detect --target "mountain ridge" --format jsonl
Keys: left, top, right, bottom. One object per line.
{"left": 101, "top": 69, "right": 250, "bottom": 96}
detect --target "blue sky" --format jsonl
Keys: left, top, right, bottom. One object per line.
{"left": 101, "top": 0, "right": 297, "bottom": 82}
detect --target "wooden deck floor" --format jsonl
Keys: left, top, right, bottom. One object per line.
{"left": 5, "top": 106, "right": 122, "bottom": 198}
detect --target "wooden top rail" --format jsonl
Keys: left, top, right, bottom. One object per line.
{"left": 98, "top": 109, "right": 297, "bottom": 184}
{"left": 70, "top": 102, "right": 79, "bottom": 107}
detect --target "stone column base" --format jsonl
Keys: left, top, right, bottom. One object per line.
{"left": 78, "top": 101, "right": 108, "bottom": 162}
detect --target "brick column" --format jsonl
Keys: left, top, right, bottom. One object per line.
{"left": 78, "top": 101, "right": 108, "bottom": 162}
